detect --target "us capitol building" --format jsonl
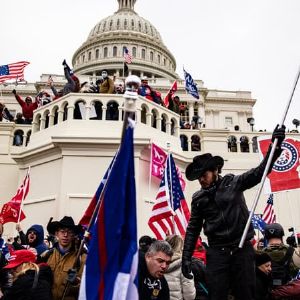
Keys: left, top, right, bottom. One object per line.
{"left": 1, "top": 0, "right": 299, "bottom": 237}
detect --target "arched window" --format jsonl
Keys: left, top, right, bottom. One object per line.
{"left": 132, "top": 47, "right": 137, "bottom": 58}
{"left": 180, "top": 135, "right": 188, "bottom": 151}
{"left": 191, "top": 135, "right": 201, "bottom": 151}
{"left": 163, "top": 58, "right": 166, "bottom": 66}
{"left": 26, "top": 130, "right": 31, "bottom": 146}
{"left": 252, "top": 136, "right": 258, "bottom": 153}
{"left": 113, "top": 46, "right": 117, "bottom": 57}
{"left": 240, "top": 136, "right": 249, "bottom": 152}
{"left": 151, "top": 110, "right": 158, "bottom": 128}
{"left": 150, "top": 51, "right": 154, "bottom": 61}
{"left": 74, "top": 100, "right": 86, "bottom": 120}
{"left": 141, "top": 49, "right": 146, "bottom": 59}
{"left": 82, "top": 55, "right": 85, "bottom": 63}
{"left": 88, "top": 51, "right": 92, "bottom": 61}
{"left": 90, "top": 101, "right": 103, "bottom": 120}
{"left": 161, "top": 115, "right": 167, "bottom": 132}
{"left": 158, "top": 54, "right": 161, "bottom": 64}
{"left": 13, "top": 130, "right": 24, "bottom": 146}
{"left": 141, "top": 106, "right": 147, "bottom": 124}
{"left": 106, "top": 101, "right": 119, "bottom": 121}
{"left": 228, "top": 135, "right": 237, "bottom": 152}
{"left": 95, "top": 49, "right": 99, "bottom": 59}
{"left": 104, "top": 47, "right": 108, "bottom": 58}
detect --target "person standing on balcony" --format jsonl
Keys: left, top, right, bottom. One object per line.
{"left": 12, "top": 90, "right": 38, "bottom": 124}
{"left": 99, "top": 70, "right": 115, "bottom": 94}
{"left": 0, "top": 103, "right": 14, "bottom": 122}
{"left": 181, "top": 125, "right": 286, "bottom": 300}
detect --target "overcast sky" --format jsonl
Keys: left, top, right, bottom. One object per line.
{"left": 1, "top": 0, "right": 300, "bottom": 131}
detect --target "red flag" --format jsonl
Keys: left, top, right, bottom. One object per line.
{"left": 0, "top": 61, "right": 29, "bottom": 83}
{"left": 0, "top": 170, "right": 30, "bottom": 224}
{"left": 163, "top": 81, "right": 177, "bottom": 107}
{"left": 151, "top": 143, "right": 186, "bottom": 190}
{"left": 258, "top": 137, "right": 300, "bottom": 192}
{"left": 148, "top": 154, "right": 190, "bottom": 240}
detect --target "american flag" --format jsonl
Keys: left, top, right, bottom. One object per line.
{"left": 262, "top": 194, "right": 276, "bottom": 224}
{"left": 0, "top": 61, "right": 29, "bottom": 83}
{"left": 148, "top": 154, "right": 190, "bottom": 240}
{"left": 123, "top": 47, "right": 132, "bottom": 64}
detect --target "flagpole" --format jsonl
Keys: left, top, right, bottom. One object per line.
{"left": 149, "top": 139, "right": 153, "bottom": 193}
{"left": 166, "top": 142, "right": 176, "bottom": 234}
{"left": 239, "top": 66, "right": 300, "bottom": 248}
{"left": 17, "top": 167, "right": 30, "bottom": 224}
{"left": 60, "top": 76, "right": 141, "bottom": 300}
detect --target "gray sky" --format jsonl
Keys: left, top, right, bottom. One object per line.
{"left": 2, "top": 0, "right": 300, "bottom": 131}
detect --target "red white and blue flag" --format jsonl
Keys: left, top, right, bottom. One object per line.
{"left": 79, "top": 126, "right": 138, "bottom": 300}
{"left": 0, "top": 61, "right": 29, "bottom": 83}
{"left": 123, "top": 47, "right": 132, "bottom": 64}
{"left": 262, "top": 194, "right": 276, "bottom": 224}
{"left": 148, "top": 153, "right": 190, "bottom": 240}
{"left": 258, "top": 137, "right": 300, "bottom": 193}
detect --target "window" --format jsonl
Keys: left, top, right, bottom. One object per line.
{"left": 95, "top": 49, "right": 99, "bottom": 59}
{"left": 113, "top": 46, "right": 117, "bottom": 57}
{"left": 104, "top": 47, "right": 108, "bottom": 58}
{"left": 141, "top": 49, "right": 146, "bottom": 59}
{"left": 88, "top": 51, "right": 92, "bottom": 61}
{"left": 82, "top": 55, "right": 85, "bottom": 63}
{"left": 225, "top": 117, "right": 233, "bottom": 127}
{"left": 132, "top": 47, "right": 137, "bottom": 57}
{"left": 158, "top": 54, "right": 160, "bottom": 64}
{"left": 150, "top": 51, "right": 154, "bottom": 61}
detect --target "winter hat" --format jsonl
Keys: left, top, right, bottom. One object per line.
{"left": 255, "top": 253, "right": 271, "bottom": 266}
{"left": 4, "top": 250, "right": 36, "bottom": 269}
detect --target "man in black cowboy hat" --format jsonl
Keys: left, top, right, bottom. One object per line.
{"left": 42, "top": 216, "right": 86, "bottom": 300}
{"left": 181, "top": 125, "right": 285, "bottom": 300}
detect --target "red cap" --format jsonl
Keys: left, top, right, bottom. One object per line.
{"left": 4, "top": 250, "right": 36, "bottom": 269}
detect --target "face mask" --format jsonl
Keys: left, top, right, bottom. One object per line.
{"left": 102, "top": 72, "right": 108, "bottom": 79}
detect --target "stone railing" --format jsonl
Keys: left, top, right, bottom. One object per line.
{"left": 30, "top": 92, "right": 180, "bottom": 135}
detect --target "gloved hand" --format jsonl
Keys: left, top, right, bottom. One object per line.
{"left": 272, "top": 124, "right": 286, "bottom": 147}
{"left": 12, "top": 89, "right": 16, "bottom": 95}
{"left": 67, "top": 268, "right": 77, "bottom": 284}
{"left": 62, "top": 59, "right": 67, "bottom": 66}
{"left": 182, "top": 259, "right": 193, "bottom": 279}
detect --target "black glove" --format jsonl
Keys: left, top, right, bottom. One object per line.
{"left": 62, "top": 59, "right": 66, "bottom": 66}
{"left": 12, "top": 89, "right": 16, "bottom": 95}
{"left": 182, "top": 259, "right": 193, "bottom": 279}
{"left": 272, "top": 124, "right": 286, "bottom": 146}
{"left": 67, "top": 268, "right": 77, "bottom": 284}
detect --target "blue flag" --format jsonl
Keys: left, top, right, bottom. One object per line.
{"left": 79, "top": 125, "right": 138, "bottom": 300}
{"left": 251, "top": 214, "right": 266, "bottom": 233}
{"left": 183, "top": 68, "right": 199, "bottom": 99}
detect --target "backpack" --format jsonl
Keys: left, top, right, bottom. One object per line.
{"left": 266, "top": 246, "right": 294, "bottom": 286}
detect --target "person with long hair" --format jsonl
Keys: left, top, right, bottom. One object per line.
{"left": 2, "top": 249, "right": 52, "bottom": 300}
{"left": 165, "top": 235, "right": 196, "bottom": 300}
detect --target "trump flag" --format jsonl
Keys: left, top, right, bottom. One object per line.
{"left": 151, "top": 143, "right": 186, "bottom": 191}
{"left": 258, "top": 137, "right": 300, "bottom": 193}
{"left": 79, "top": 125, "right": 138, "bottom": 300}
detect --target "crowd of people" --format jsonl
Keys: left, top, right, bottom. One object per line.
{"left": 0, "top": 60, "right": 187, "bottom": 127}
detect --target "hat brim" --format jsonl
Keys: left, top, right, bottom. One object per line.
{"left": 186, "top": 156, "right": 224, "bottom": 181}
{"left": 47, "top": 221, "right": 81, "bottom": 235}
{"left": 3, "top": 261, "right": 22, "bottom": 269}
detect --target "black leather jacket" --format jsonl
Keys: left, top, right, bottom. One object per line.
{"left": 183, "top": 145, "right": 281, "bottom": 260}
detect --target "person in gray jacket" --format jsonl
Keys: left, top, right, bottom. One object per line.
{"left": 165, "top": 235, "right": 196, "bottom": 300}
{"left": 181, "top": 125, "right": 286, "bottom": 300}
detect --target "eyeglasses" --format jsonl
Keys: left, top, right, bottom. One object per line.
{"left": 58, "top": 229, "right": 74, "bottom": 235}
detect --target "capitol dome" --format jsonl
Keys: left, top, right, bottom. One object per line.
{"left": 72, "top": 0, "right": 179, "bottom": 80}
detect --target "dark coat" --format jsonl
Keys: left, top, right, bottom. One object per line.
{"left": 183, "top": 145, "right": 281, "bottom": 259}
{"left": 255, "top": 268, "right": 272, "bottom": 300}
{"left": 138, "top": 252, "right": 170, "bottom": 300}
{"left": 2, "top": 264, "right": 53, "bottom": 300}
